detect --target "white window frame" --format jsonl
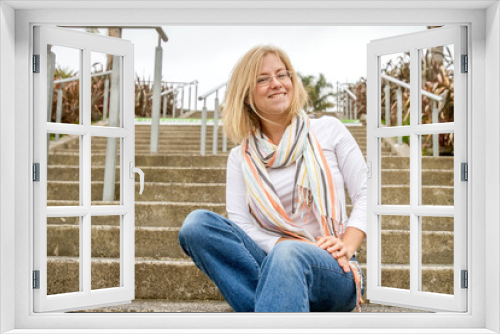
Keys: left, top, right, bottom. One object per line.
{"left": 0, "top": 1, "right": 498, "bottom": 333}
{"left": 32, "top": 25, "right": 136, "bottom": 313}
{"left": 366, "top": 25, "right": 468, "bottom": 312}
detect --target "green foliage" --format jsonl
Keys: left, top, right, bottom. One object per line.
{"left": 298, "top": 73, "right": 335, "bottom": 113}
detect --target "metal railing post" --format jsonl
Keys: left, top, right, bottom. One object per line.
{"left": 336, "top": 82, "right": 339, "bottom": 116}
{"left": 348, "top": 95, "right": 351, "bottom": 120}
{"left": 188, "top": 85, "right": 192, "bottom": 112}
{"left": 354, "top": 98, "right": 358, "bottom": 120}
{"left": 103, "top": 56, "right": 121, "bottom": 201}
{"left": 180, "top": 87, "right": 185, "bottom": 116}
{"left": 103, "top": 76, "right": 110, "bottom": 122}
{"left": 172, "top": 91, "right": 177, "bottom": 118}
{"left": 201, "top": 99, "right": 207, "bottom": 156}
{"left": 194, "top": 83, "right": 198, "bottom": 111}
{"left": 432, "top": 100, "right": 439, "bottom": 156}
{"left": 150, "top": 37, "right": 163, "bottom": 153}
{"left": 384, "top": 84, "right": 390, "bottom": 126}
{"left": 213, "top": 92, "right": 220, "bottom": 155}
{"left": 162, "top": 96, "right": 167, "bottom": 119}
{"left": 397, "top": 87, "right": 403, "bottom": 145}
{"left": 55, "top": 85, "right": 63, "bottom": 141}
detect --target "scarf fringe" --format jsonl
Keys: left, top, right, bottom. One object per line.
{"left": 349, "top": 261, "right": 364, "bottom": 312}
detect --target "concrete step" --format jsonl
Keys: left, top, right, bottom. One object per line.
{"left": 92, "top": 138, "right": 232, "bottom": 146}
{"left": 73, "top": 299, "right": 429, "bottom": 313}
{"left": 47, "top": 152, "right": 451, "bottom": 170}
{"left": 48, "top": 153, "right": 230, "bottom": 167}
{"left": 47, "top": 182, "right": 453, "bottom": 206}
{"left": 48, "top": 182, "right": 226, "bottom": 203}
{"left": 47, "top": 166, "right": 453, "bottom": 186}
{"left": 74, "top": 300, "right": 234, "bottom": 313}
{"left": 54, "top": 144, "right": 235, "bottom": 152}
{"left": 47, "top": 256, "right": 225, "bottom": 300}
{"left": 47, "top": 201, "right": 227, "bottom": 228}
{"left": 47, "top": 257, "right": 454, "bottom": 298}
{"left": 48, "top": 166, "right": 227, "bottom": 183}
{"left": 381, "top": 169, "right": 453, "bottom": 186}
{"left": 46, "top": 201, "right": 453, "bottom": 231}
{"left": 47, "top": 225, "right": 454, "bottom": 265}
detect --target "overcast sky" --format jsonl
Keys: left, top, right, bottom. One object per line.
{"left": 59, "top": 25, "right": 428, "bottom": 108}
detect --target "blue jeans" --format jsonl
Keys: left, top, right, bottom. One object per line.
{"left": 178, "top": 209, "right": 365, "bottom": 312}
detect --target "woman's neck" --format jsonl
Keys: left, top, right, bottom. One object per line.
{"left": 260, "top": 117, "right": 289, "bottom": 146}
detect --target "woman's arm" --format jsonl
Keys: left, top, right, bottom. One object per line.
{"left": 226, "top": 147, "right": 281, "bottom": 253}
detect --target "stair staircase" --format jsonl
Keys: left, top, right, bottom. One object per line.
{"left": 46, "top": 120, "right": 453, "bottom": 313}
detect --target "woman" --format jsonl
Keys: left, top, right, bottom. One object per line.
{"left": 179, "top": 45, "right": 367, "bottom": 312}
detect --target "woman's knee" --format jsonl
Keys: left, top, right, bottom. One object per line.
{"left": 266, "top": 241, "right": 312, "bottom": 270}
{"left": 179, "top": 209, "right": 215, "bottom": 246}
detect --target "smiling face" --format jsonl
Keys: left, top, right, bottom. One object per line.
{"left": 252, "top": 53, "right": 293, "bottom": 119}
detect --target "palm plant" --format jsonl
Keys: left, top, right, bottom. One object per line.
{"left": 298, "top": 73, "right": 335, "bottom": 113}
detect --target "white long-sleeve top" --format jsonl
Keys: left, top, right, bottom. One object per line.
{"left": 226, "top": 116, "right": 367, "bottom": 254}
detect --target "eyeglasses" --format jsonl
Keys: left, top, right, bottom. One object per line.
{"left": 256, "top": 70, "right": 293, "bottom": 86}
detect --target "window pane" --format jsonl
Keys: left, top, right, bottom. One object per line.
{"left": 47, "top": 133, "right": 80, "bottom": 206}
{"left": 381, "top": 215, "right": 410, "bottom": 290}
{"left": 420, "top": 216, "right": 454, "bottom": 294}
{"left": 91, "top": 137, "right": 121, "bottom": 205}
{"left": 380, "top": 52, "right": 410, "bottom": 127}
{"left": 48, "top": 45, "right": 81, "bottom": 124}
{"left": 420, "top": 44, "right": 454, "bottom": 125}
{"left": 381, "top": 137, "right": 410, "bottom": 205}
{"left": 91, "top": 215, "right": 121, "bottom": 290}
{"left": 47, "top": 216, "right": 81, "bottom": 295}
{"left": 90, "top": 52, "right": 122, "bottom": 127}
{"left": 421, "top": 133, "right": 454, "bottom": 206}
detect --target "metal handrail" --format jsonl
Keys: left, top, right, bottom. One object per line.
{"left": 53, "top": 70, "right": 112, "bottom": 84}
{"left": 343, "top": 87, "right": 357, "bottom": 101}
{"left": 381, "top": 73, "right": 446, "bottom": 156}
{"left": 198, "top": 82, "right": 227, "bottom": 101}
{"left": 155, "top": 80, "right": 197, "bottom": 98}
{"left": 198, "top": 82, "right": 227, "bottom": 155}
{"left": 381, "top": 73, "right": 442, "bottom": 102}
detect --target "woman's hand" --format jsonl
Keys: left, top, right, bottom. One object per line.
{"left": 315, "top": 236, "right": 352, "bottom": 273}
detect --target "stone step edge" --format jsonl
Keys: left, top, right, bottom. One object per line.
{"left": 47, "top": 200, "right": 226, "bottom": 206}
{"left": 47, "top": 181, "right": 454, "bottom": 189}
{"left": 48, "top": 256, "right": 454, "bottom": 270}
{"left": 48, "top": 224, "right": 454, "bottom": 237}
{"left": 48, "top": 166, "right": 227, "bottom": 171}
{"left": 73, "top": 299, "right": 429, "bottom": 313}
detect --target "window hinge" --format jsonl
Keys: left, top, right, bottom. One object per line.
{"left": 33, "top": 54, "right": 40, "bottom": 73}
{"left": 461, "top": 54, "right": 468, "bottom": 73}
{"left": 461, "top": 162, "right": 468, "bottom": 181}
{"left": 33, "top": 270, "right": 40, "bottom": 289}
{"left": 461, "top": 270, "right": 468, "bottom": 289}
{"left": 33, "top": 163, "right": 40, "bottom": 182}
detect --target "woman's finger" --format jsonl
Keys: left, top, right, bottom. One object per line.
{"left": 335, "top": 247, "right": 347, "bottom": 258}
{"left": 336, "top": 255, "right": 351, "bottom": 273}
{"left": 315, "top": 236, "right": 332, "bottom": 246}
{"left": 316, "top": 236, "right": 338, "bottom": 249}
{"left": 327, "top": 242, "right": 344, "bottom": 254}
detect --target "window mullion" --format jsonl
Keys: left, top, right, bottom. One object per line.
{"left": 409, "top": 47, "right": 420, "bottom": 295}
{"left": 81, "top": 47, "right": 92, "bottom": 294}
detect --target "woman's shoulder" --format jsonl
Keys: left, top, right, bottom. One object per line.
{"left": 310, "top": 115, "right": 345, "bottom": 138}
{"left": 228, "top": 144, "right": 243, "bottom": 164}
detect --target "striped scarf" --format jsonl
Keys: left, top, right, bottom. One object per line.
{"left": 242, "top": 111, "right": 363, "bottom": 311}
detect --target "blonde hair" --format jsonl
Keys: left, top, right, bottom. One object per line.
{"left": 222, "top": 45, "right": 308, "bottom": 144}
